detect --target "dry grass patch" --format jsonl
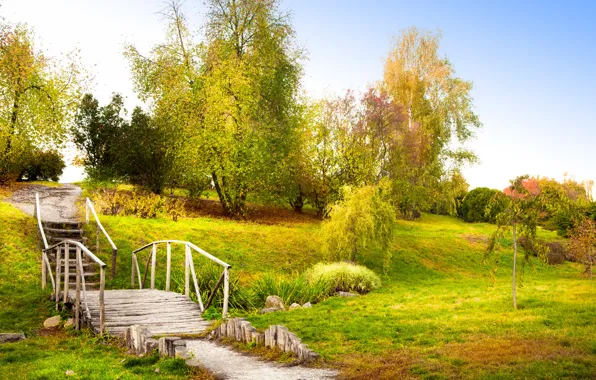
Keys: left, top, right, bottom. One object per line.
{"left": 439, "top": 336, "right": 585, "bottom": 367}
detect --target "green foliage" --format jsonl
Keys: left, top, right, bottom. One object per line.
{"left": 307, "top": 262, "right": 381, "bottom": 294}
{"left": 322, "top": 184, "right": 397, "bottom": 272}
{"left": 18, "top": 149, "right": 65, "bottom": 182}
{"left": 72, "top": 93, "right": 126, "bottom": 180}
{"left": 0, "top": 23, "right": 83, "bottom": 183}
{"left": 460, "top": 187, "right": 504, "bottom": 223}
{"left": 251, "top": 273, "right": 328, "bottom": 307}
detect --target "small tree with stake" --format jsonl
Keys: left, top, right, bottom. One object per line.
{"left": 485, "top": 175, "right": 551, "bottom": 309}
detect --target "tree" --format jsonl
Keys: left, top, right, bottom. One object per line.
{"left": 485, "top": 175, "right": 558, "bottom": 309}
{"left": 383, "top": 28, "right": 480, "bottom": 217}
{"left": 0, "top": 23, "right": 83, "bottom": 182}
{"left": 72, "top": 93, "right": 126, "bottom": 180}
{"left": 568, "top": 219, "right": 596, "bottom": 280}
{"left": 322, "top": 182, "right": 397, "bottom": 273}
{"left": 18, "top": 149, "right": 65, "bottom": 181}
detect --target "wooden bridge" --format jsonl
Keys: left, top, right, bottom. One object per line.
{"left": 35, "top": 194, "right": 230, "bottom": 336}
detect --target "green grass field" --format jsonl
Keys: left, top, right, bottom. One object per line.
{"left": 1, "top": 186, "right": 595, "bottom": 379}
{"left": 92, "top": 210, "right": 596, "bottom": 379}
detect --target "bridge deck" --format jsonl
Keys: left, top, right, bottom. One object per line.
{"left": 65, "top": 289, "right": 212, "bottom": 336}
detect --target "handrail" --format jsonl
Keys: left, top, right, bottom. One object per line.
{"left": 44, "top": 239, "right": 106, "bottom": 335}
{"left": 133, "top": 240, "right": 231, "bottom": 268}
{"left": 131, "top": 240, "right": 231, "bottom": 317}
{"left": 85, "top": 197, "right": 118, "bottom": 279}
{"left": 34, "top": 193, "right": 49, "bottom": 249}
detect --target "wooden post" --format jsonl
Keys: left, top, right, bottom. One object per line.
{"left": 223, "top": 267, "right": 229, "bottom": 318}
{"left": 150, "top": 244, "right": 156, "bottom": 290}
{"left": 63, "top": 243, "right": 70, "bottom": 304}
{"left": 188, "top": 254, "right": 204, "bottom": 311}
{"left": 99, "top": 266, "right": 105, "bottom": 336}
{"left": 55, "top": 247, "right": 61, "bottom": 311}
{"left": 111, "top": 248, "right": 117, "bottom": 280}
{"left": 75, "top": 246, "right": 81, "bottom": 330}
{"left": 185, "top": 245, "right": 190, "bottom": 297}
{"left": 41, "top": 251, "right": 47, "bottom": 290}
{"left": 204, "top": 270, "right": 225, "bottom": 311}
{"left": 131, "top": 254, "right": 135, "bottom": 288}
{"left": 166, "top": 242, "right": 171, "bottom": 292}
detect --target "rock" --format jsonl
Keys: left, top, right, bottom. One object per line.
{"left": 0, "top": 333, "right": 26, "bottom": 344}
{"left": 185, "top": 359, "right": 201, "bottom": 367}
{"left": 175, "top": 346, "right": 190, "bottom": 359}
{"left": 302, "top": 302, "right": 312, "bottom": 308}
{"left": 43, "top": 315, "right": 60, "bottom": 328}
{"left": 336, "top": 291, "right": 359, "bottom": 298}
{"left": 264, "top": 295, "right": 285, "bottom": 310}
{"left": 259, "top": 307, "right": 282, "bottom": 314}
{"left": 155, "top": 368, "right": 160, "bottom": 373}
{"left": 289, "top": 303, "right": 301, "bottom": 310}
{"left": 65, "top": 370, "right": 75, "bottom": 376}
{"left": 64, "top": 318, "right": 74, "bottom": 328}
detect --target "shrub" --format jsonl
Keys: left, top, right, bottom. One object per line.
{"left": 460, "top": 187, "right": 504, "bottom": 223}
{"left": 322, "top": 184, "right": 397, "bottom": 272}
{"left": 251, "top": 273, "right": 329, "bottom": 307}
{"left": 18, "top": 149, "right": 65, "bottom": 182}
{"left": 307, "top": 262, "right": 381, "bottom": 294}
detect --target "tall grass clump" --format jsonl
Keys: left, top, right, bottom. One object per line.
{"left": 307, "top": 262, "right": 381, "bottom": 294}
{"left": 251, "top": 274, "right": 329, "bottom": 307}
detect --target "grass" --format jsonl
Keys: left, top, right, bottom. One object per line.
{"left": 2, "top": 181, "right": 595, "bottom": 378}
{"left": 94, "top": 211, "right": 596, "bottom": 379}
{"left": 0, "top": 200, "right": 213, "bottom": 379}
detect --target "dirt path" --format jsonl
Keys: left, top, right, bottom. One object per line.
{"left": 186, "top": 340, "right": 337, "bottom": 380}
{"left": 8, "top": 184, "right": 81, "bottom": 223}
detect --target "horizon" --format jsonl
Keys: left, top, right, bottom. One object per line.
{"left": 2, "top": 0, "right": 595, "bottom": 191}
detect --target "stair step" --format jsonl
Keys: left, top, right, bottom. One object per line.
{"left": 48, "top": 236, "right": 87, "bottom": 242}
{"left": 42, "top": 221, "right": 82, "bottom": 229}
{"left": 44, "top": 228, "right": 84, "bottom": 236}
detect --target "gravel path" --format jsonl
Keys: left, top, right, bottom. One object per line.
{"left": 186, "top": 340, "right": 337, "bottom": 380}
{"left": 8, "top": 184, "right": 81, "bottom": 222}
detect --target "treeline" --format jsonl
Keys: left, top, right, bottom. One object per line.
{"left": 73, "top": 0, "right": 480, "bottom": 218}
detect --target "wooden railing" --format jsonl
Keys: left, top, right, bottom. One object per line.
{"left": 85, "top": 198, "right": 118, "bottom": 279}
{"left": 131, "top": 240, "right": 231, "bottom": 318}
{"left": 34, "top": 193, "right": 51, "bottom": 290}
{"left": 43, "top": 239, "right": 107, "bottom": 335}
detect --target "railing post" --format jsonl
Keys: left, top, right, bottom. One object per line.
{"left": 223, "top": 267, "right": 229, "bottom": 318}
{"left": 151, "top": 244, "right": 156, "bottom": 290}
{"left": 75, "top": 246, "right": 81, "bottom": 330}
{"left": 41, "top": 251, "right": 47, "bottom": 290}
{"left": 166, "top": 242, "right": 171, "bottom": 292}
{"left": 55, "top": 247, "right": 61, "bottom": 311}
{"left": 63, "top": 243, "right": 70, "bottom": 304}
{"left": 99, "top": 266, "right": 105, "bottom": 336}
{"left": 185, "top": 244, "right": 190, "bottom": 297}
{"left": 131, "top": 254, "right": 135, "bottom": 288}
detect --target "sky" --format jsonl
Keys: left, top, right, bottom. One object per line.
{"left": 2, "top": 0, "right": 595, "bottom": 190}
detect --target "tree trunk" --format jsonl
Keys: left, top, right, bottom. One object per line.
{"left": 290, "top": 186, "right": 304, "bottom": 213}
{"left": 512, "top": 223, "right": 518, "bottom": 310}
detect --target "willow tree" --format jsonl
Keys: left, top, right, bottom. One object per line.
{"left": 0, "top": 23, "right": 83, "bottom": 182}
{"left": 383, "top": 28, "right": 481, "bottom": 217}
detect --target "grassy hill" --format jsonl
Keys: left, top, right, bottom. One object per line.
{"left": 1, "top": 185, "right": 595, "bottom": 379}
{"left": 95, "top": 208, "right": 596, "bottom": 379}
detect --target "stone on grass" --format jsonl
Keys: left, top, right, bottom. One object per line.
{"left": 264, "top": 295, "right": 285, "bottom": 310}
{"left": 155, "top": 368, "right": 160, "bottom": 373}
{"left": 259, "top": 307, "right": 282, "bottom": 314}
{"left": 336, "top": 291, "right": 359, "bottom": 298}
{"left": 65, "top": 370, "right": 76, "bottom": 376}
{"left": 289, "top": 303, "right": 301, "bottom": 310}
{"left": 302, "top": 302, "right": 312, "bottom": 308}
{"left": 43, "top": 315, "right": 60, "bottom": 328}
{"left": 64, "top": 318, "right": 74, "bottom": 328}
{"left": 0, "top": 333, "right": 25, "bottom": 343}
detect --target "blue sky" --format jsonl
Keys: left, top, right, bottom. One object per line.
{"left": 2, "top": 0, "right": 595, "bottom": 190}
